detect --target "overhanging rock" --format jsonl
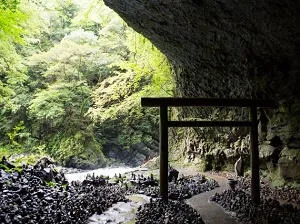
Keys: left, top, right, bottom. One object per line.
{"left": 104, "top": 0, "right": 300, "bottom": 99}
{"left": 104, "top": 0, "right": 300, "bottom": 181}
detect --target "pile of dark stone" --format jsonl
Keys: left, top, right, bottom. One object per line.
{"left": 211, "top": 171, "right": 300, "bottom": 205}
{"left": 80, "top": 173, "right": 108, "bottom": 186}
{"left": 237, "top": 176, "right": 300, "bottom": 204}
{"left": 126, "top": 172, "right": 219, "bottom": 200}
{"left": 125, "top": 170, "right": 217, "bottom": 224}
{"left": 211, "top": 189, "right": 300, "bottom": 224}
{"left": 125, "top": 173, "right": 159, "bottom": 196}
{"left": 168, "top": 174, "right": 219, "bottom": 200}
{"left": 129, "top": 173, "right": 158, "bottom": 187}
{"left": 0, "top": 157, "right": 127, "bottom": 224}
{"left": 136, "top": 198, "right": 205, "bottom": 224}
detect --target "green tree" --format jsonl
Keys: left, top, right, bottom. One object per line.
{"left": 0, "top": 0, "right": 174, "bottom": 167}
{"left": 88, "top": 31, "right": 173, "bottom": 152}
{"left": 0, "top": 0, "right": 27, "bottom": 107}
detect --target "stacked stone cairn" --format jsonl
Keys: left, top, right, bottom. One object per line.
{"left": 136, "top": 198, "right": 205, "bottom": 224}
{"left": 0, "top": 157, "right": 127, "bottom": 224}
{"left": 210, "top": 173, "right": 300, "bottom": 224}
{"left": 130, "top": 168, "right": 218, "bottom": 224}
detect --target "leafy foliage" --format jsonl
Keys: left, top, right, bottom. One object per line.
{"left": 89, "top": 31, "right": 173, "bottom": 147}
{"left": 0, "top": 0, "right": 27, "bottom": 107}
{"left": 0, "top": 0, "right": 174, "bottom": 167}
{"left": 29, "top": 81, "right": 91, "bottom": 127}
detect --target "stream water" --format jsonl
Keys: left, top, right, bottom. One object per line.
{"left": 64, "top": 166, "right": 146, "bottom": 182}
{"left": 88, "top": 194, "right": 150, "bottom": 224}
{"left": 64, "top": 166, "right": 149, "bottom": 224}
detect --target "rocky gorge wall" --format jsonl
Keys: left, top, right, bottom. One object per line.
{"left": 104, "top": 0, "right": 300, "bottom": 182}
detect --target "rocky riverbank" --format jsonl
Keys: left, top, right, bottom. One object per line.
{"left": 0, "top": 161, "right": 127, "bottom": 223}
{"left": 0, "top": 159, "right": 215, "bottom": 224}
{"left": 2, "top": 156, "right": 300, "bottom": 224}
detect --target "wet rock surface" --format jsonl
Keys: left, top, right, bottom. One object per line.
{"left": 0, "top": 164, "right": 127, "bottom": 224}
{"left": 211, "top": 189, "right": 300, "bottom": 224}
{"left": 136, "top": 198, "right": 205, "bottom": 224}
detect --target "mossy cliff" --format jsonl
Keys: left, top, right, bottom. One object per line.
{"left": 104, "top": 0, "right": 300, "bottom": 181}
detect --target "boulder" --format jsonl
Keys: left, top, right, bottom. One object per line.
{"left": 259, "top": 144, "right": 276, "bottom": 160}
{"left": 278, "top": 148, "right": 300, "bottom": 181}
{"left": 34, "top": 157, "right": 54, "bottom": 169}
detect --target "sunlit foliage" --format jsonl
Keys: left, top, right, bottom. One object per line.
{"left": 0, "top": 0, "right": 174, "bottom": 166}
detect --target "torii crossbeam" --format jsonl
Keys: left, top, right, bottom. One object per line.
{"left": 141, "top": 97, "right": 277, "bottom": 205}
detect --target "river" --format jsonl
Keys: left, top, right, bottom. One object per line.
{"left": 64, "top": 166, "right": 147, "bottom": 182}
{"left": 63, "top": 166, "right": 150, "bottom": 224}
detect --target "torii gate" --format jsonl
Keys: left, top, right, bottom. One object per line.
{"left": 141, "top": 97, "right": 277, "bottom": 205}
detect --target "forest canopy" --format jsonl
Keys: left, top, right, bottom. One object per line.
{"left": 0, "top": 0, "right": 174, "bottom": 167}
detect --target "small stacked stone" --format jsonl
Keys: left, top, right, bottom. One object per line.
{"left": 210, "top": 171, "right": 300, "bottom": 205}
{"left": 211, "top": 189, "right": 300, "bottom": 224}
{"left": 127, "top": 173, "right": 219, "bottom": 200}
{"left": 136, "top": 198, "right": 205, "bottom": 224}
{"left": 0, "top": 165, "right": 127, "bottom": 224}
{"left": 238, "top": 176, "right": 300, "bottom": 204}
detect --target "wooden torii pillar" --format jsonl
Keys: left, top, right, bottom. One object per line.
{"left": 141, "top": 97, "right": 276, "bottom": 205}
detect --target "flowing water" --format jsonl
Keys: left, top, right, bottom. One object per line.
{"left": 88, "top": 194, "right": 150, "bottom": 224}
{"left": 64, "top": 166, "right": 149, "bottom": 224}
{"left": 64, "top": 166, "right": 146, "bottom": 182}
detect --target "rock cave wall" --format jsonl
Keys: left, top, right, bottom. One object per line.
{"left": 104, "top": 0, "right": 300, "bottom": 181}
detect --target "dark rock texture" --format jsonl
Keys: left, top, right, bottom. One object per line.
{"left": 0, "top": 166, "right": 127, "bottom": 224}
{"left": 136, "top": 198, "right": 205, "bottom": 224}
{"left": 237, "top": 175, "right": 300, "bottom": 205}
{"left": 104, "top": 0, "right": 300, "bottom": 180}
{"left": 211, "top": 189, "right": 300, "bottom": 224}
{"left": 103, "top": 0, "right": 299, "bottom": 96}
{"left": 103, "top": 142, "right": 158, "bottom": 167}
{"left": 127, "top": 174, "right": 219, "bottom": 200}
{"left": 212, "top": 171, "right": 300, "bottom": 204}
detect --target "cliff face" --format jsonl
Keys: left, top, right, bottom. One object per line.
{"left": 104, "top": 0, "right": 300, "bottom": 181}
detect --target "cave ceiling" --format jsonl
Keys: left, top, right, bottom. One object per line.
{"left": 104, "top": 0, "right": 300, "bottom": 99}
